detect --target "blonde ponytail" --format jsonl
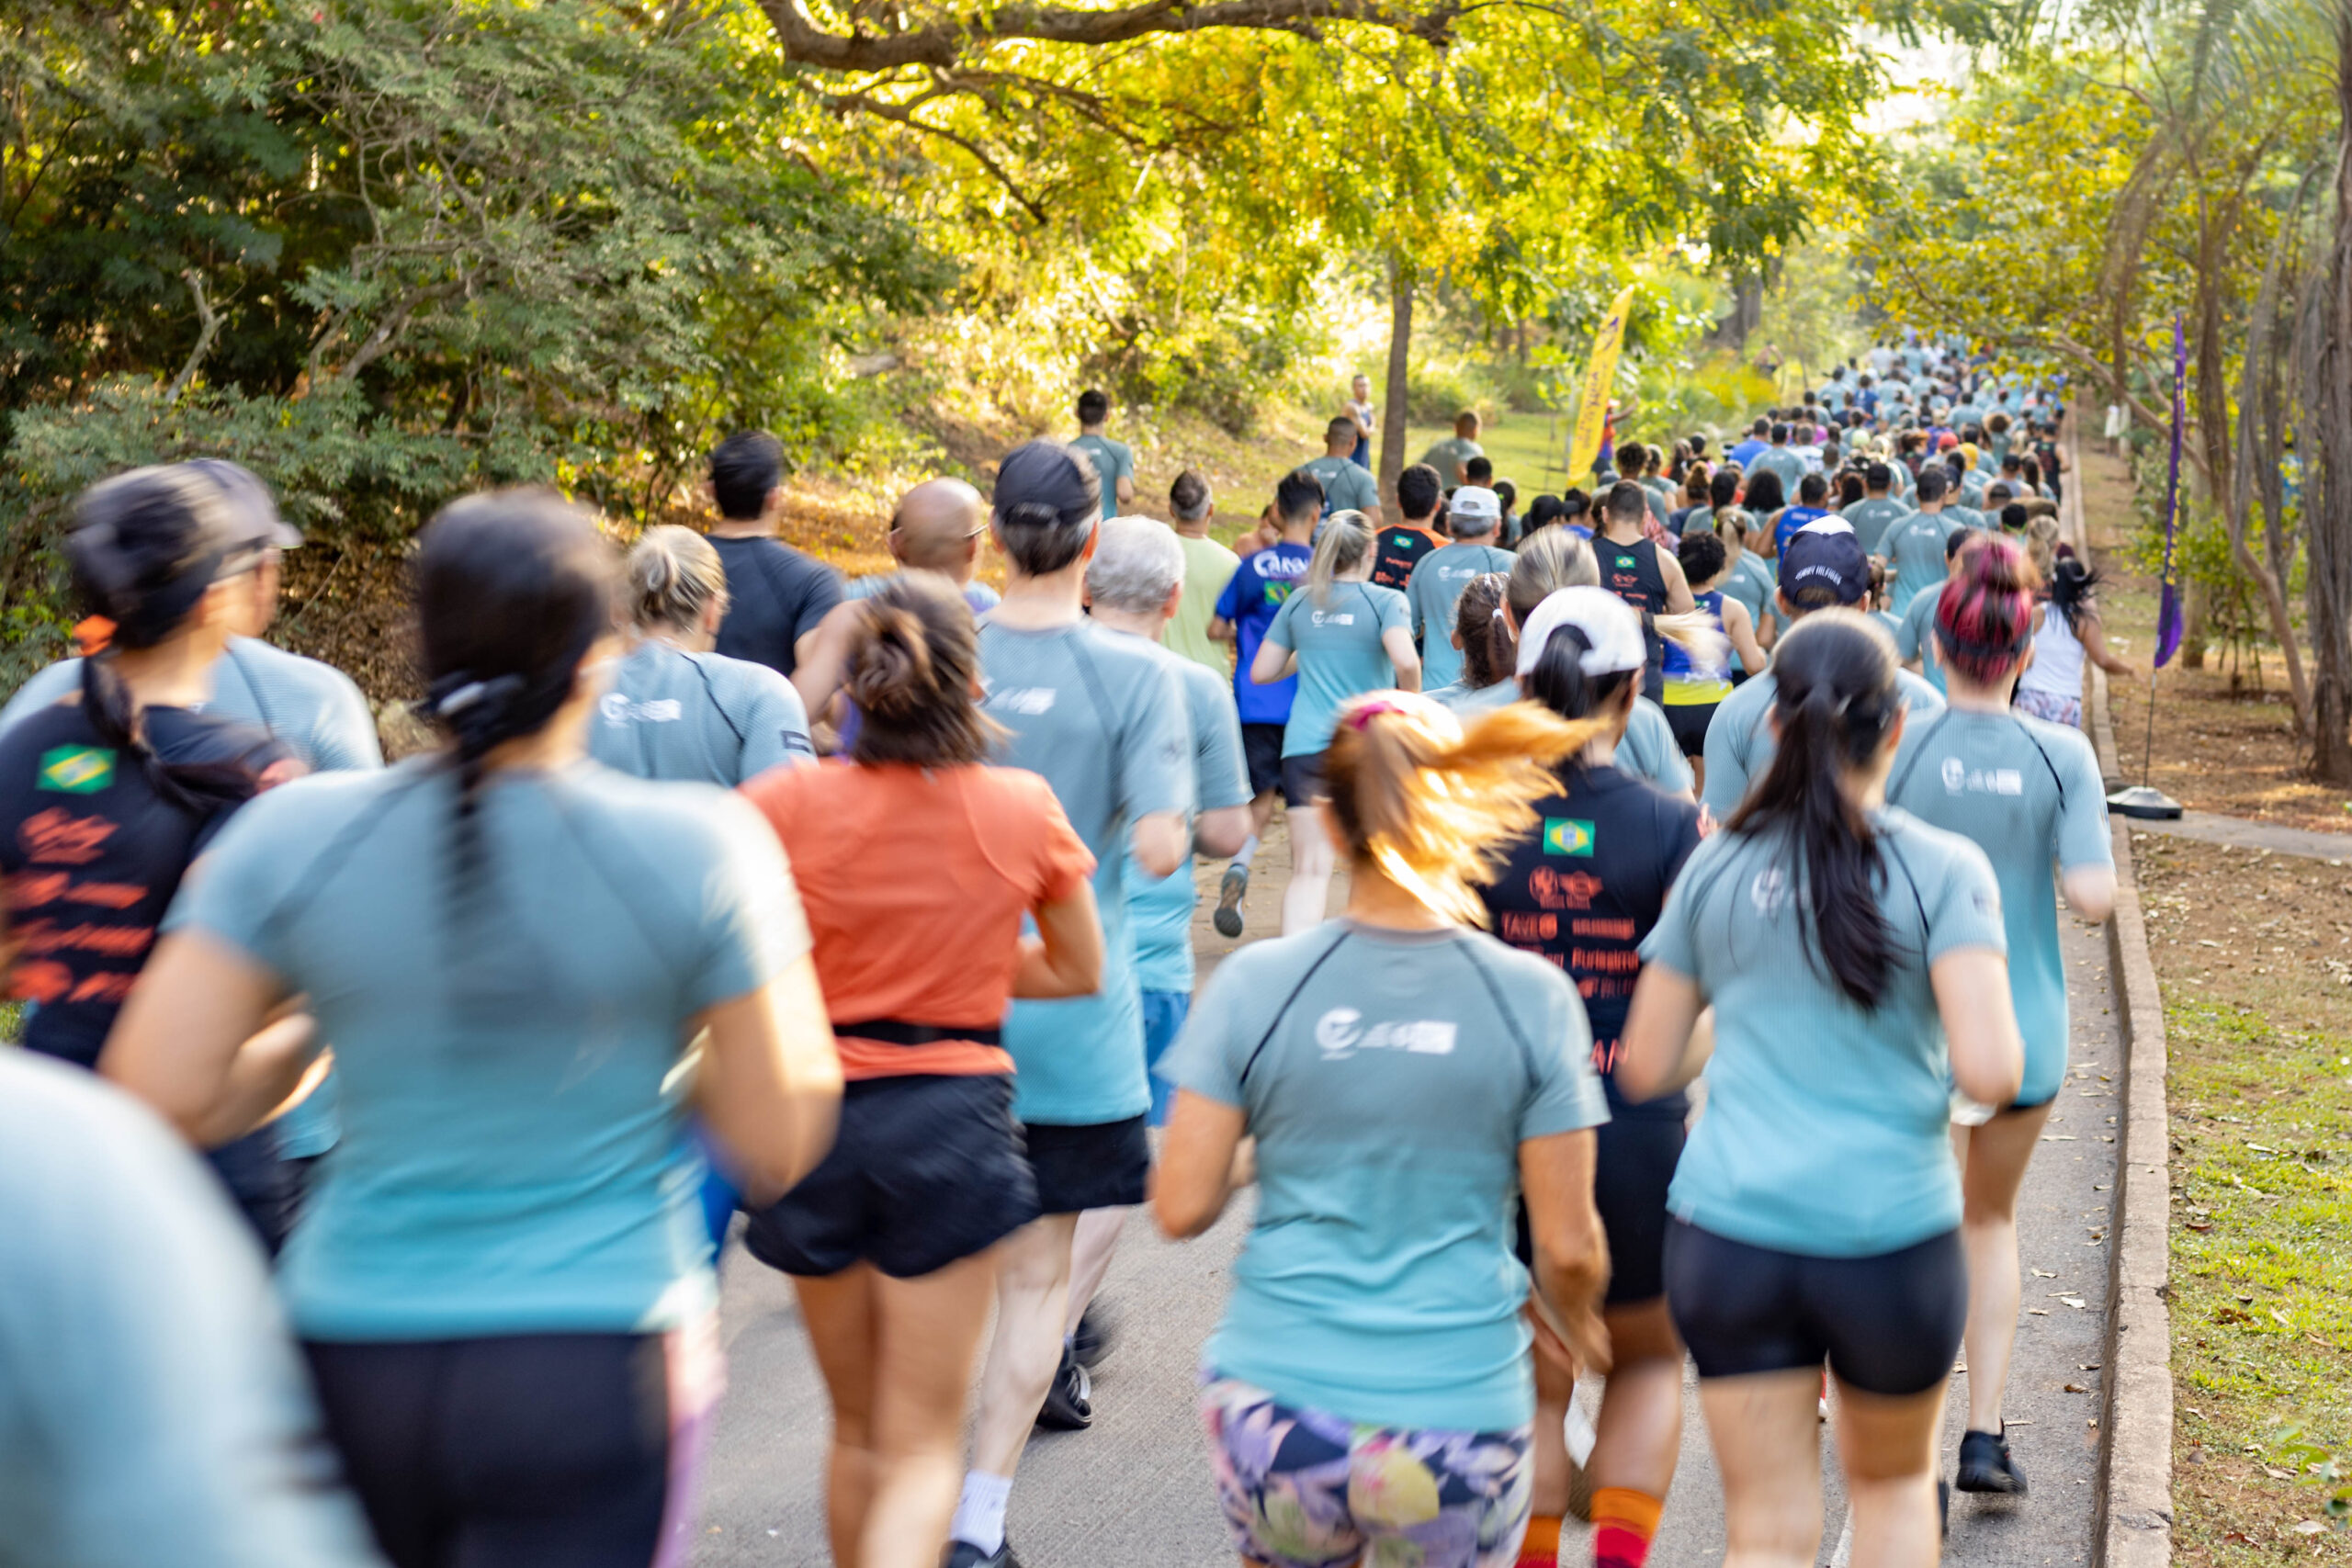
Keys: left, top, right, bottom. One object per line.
{"left": 628, "top": 525, "right": 727, "bottom": 633}
{"left": 1307, "top": 509, "right": 1374, "bottom": 608}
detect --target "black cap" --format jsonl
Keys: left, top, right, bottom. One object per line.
{"left": 993, "top": 441, "right": 1100, "bottom": 531}
{"left": 1779, "top": 519, "right": 1867, "bottom": 606}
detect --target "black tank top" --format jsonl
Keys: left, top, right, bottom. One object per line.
{"left": 1600, "top": 534, "right": 1669, "bottom": 701}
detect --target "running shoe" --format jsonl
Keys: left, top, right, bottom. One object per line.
{"left": 1955, "top": 1427, "right": 2029, "bottom": 1495}
{"left": 1072, "top": 1306, "right": 1114, "bottom": 1371}
{"left": 944, "top": 1540, "right": 1023, "bottom": 1568}
{"left": 1213, "top": 864, "right": 1250, "bottom": 937}
{"left": 1035, "top": 1346, "right": 1092, "bottom": 1430}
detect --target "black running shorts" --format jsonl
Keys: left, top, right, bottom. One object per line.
{"left": 742, "top": 1074, "right": 1039, "bottom": 1278}
{"left": 1662, "top": 1218, "right": 1967, "bottom": 1396}
{"left": 1663, "top": 702, "right": 1715, "bottom": 760}
{"left": 1241, "top": 723, "right": 1285, "bottom": 798}
{"left": 1593, "top": 1112, "right": 1685, "bottom": 1305}
{"left": 1279, "top": 750, "right": 1327, "bottom": 809}
{"left": 1022, "top": 1114, "right": 1152, "bottom": 1214}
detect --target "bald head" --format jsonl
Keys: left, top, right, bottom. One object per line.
{"left": 890, "top": 478, "right": 987, "bottom": 581}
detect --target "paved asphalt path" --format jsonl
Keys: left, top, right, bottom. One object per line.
{"left": 694, "top": 829, "right": 2123, "bottom": 1568}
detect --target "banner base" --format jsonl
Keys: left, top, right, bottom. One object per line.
{"left": 2107, "top": 784, "right": 2184, "bottom": 820}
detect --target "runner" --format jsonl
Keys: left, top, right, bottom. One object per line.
{"left": 1883, "top": 538, "right": 2114, "bottom": 1500}
{"left": 1701, "top": 521, "right": 1946, "bottom": 818}
{"left": 1711, "top": 505, "right": 1780, "bottom": 668}
{"left": 1481, "top": 588, "right": 1706, "bottom": 1568}
{"left": 1347, "top": 374, "right": 1377, "bottom": 468}
{"left": 1893, "top": 529, "right": 1987, "bottom": 694}
{"left": 1618, "top": 611, "right": 2025, "bottom": 1568}
{"left": 1208, "top": 469, "right": 1317, "bottom": 938}
{"left": 735, "top": 573, "right": 1103, "bottom": 1568}
{"left": 1426, "top": 572, "right": 1514, "bottom": 715}
{"left": 1594, "top": 481, "right": 1697, "bottom": 704}
{"left": 1419, "top": 411, "right": 1486, "bottom": 487}
{"left": 102, "top": 487, "right": 844, "bottom": 1568}
{"left": 0, "top": 465, "right": 307, "bottom": 1252}
{"left": 1877, "top": 466, "right": 1962, "bottom": 617}
{"left": 704, "top": 430, "right": 844, "bottom": 684}
{"left": 953, "top": 442, "right": 1194, "bottom": 1568}
{"left": 1662, "top": 530, "right": 1765, "bottom": 769}
{"left": 1156, "top": 690, "right": 1614, "bottom": 1568}
{"left": 590, "top": 525, "right": 813, "bottom": 784}
{"left": 1372, "top": 463, "right": 1448, "bottom": 590}
{"left": 1165, "top": 469, "right": 1240, "bottom": 674}
{"left": 1306, "top": 415, "right": 1385, "bottom": 523}
{"left": 1069, "top": 389, "right": 1136, "bottom": 520}
{"left": 2016, "top": 557, "right": 2138, "bottom": 728}
{"left": 1250, "top": 509, "right": 1419, "bottom": 934}
{"left": 1406, "top": 485, "right": 1516, "bottom": 690}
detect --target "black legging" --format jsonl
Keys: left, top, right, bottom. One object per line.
{"left": 305, "top": 1333, "right": 680, "bottom": 1568}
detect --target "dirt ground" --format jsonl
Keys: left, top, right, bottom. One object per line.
{"left": 2076, "top": 440, "right": 2352, "bottom": 833}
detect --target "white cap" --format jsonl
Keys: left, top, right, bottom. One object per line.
{"left": 1448, "top": 486, "right": 1502, "bottom": 528}
{"left": 1514, "top": 587, "right": 1647, "bottom": 679}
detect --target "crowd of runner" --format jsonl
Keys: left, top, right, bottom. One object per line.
{"left": 0, "top": 330, "right": 2121, "bottom": 1568}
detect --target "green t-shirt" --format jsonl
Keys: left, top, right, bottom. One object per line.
{"left": 1842, "top": 496, "right": 1910, "bottom": 557}
{"left": 1886, "top": 709, "right": 2111, "bottom": 1105}
{"left": 1405, "top": 541, "right": 1516, "bottom": 691}
{"left": 588, "top": 641, "right": 811, "bottom": 786}
{"left": 1168, "top": 533, "right": 1241, "bottom": 675}
{"left": 1640, "top": 808, "right": 2007, "bottom": 1256}
{"left": 1167, "top": 919, "right": 1609, "bottom": 1429}
{"left": 1069, "top": 434, "right": 1136, "bottom": 521}
{"left": 169, "top": 761, "right": 808, "bottom": 1338}
{"left": 1263, "top": 581, "right": 1412, "bottom": 758}
{"left": 1882, "top": 509, "right": 1961, "bottom": 615}
{"left": 1700, "top": 666, "right": 1945, "bottom": 818}
{"left": 1418, "top": 436, "right": 1485, "bottom": 484}
{"left": 1306, "top": 455, "right": 1382, "bottom": 517}
{"left": 978, "top": 619, "right": 1194, "bottom": 1123}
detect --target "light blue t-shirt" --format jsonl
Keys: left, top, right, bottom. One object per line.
{"left": 1640, "top": 808, "right": 2007, "bottom": 1255}
{"left": 1621, "top": 697, "right": 1694, "bottom": 795}
{"left": 1069, "top": 434, "right": 1136, "bottom": 522}
{"left": 0, "top": 1053, "right": 380, "bottom": 1568}
{"left": 1305, "top": 455, "right": 1382, "bottom": 517}
{"left": 1716, "top": 552, "right": 1779, "bottom": 673}
{"left": 168, "top": 761, "right": 808, "bottom": 1338}
{"left": 844, "top": 571, "right": 1001, "bottom": 613}
{"left": 1700, "top": 664, "right": 1945, "bottom": 818}
{"left": 1882, "top": 510, "right": 1962, "bottom": 615}
{"left": 978, "top": 619, "right": 1193, "bottom": 1124}
{"left": 1262, "top": 581, "right": 1411, "bottom": 758}
{"left": 1894, "top": 584, "right": 1949, "bottom": 693}
{"left": 2, "top": 639, "right": 382, "bottom": 774}
{"left": 1167, "top": 920, "right": 1609, "bottom": 1430}
{"left": 1842, "top": 496, "right": 1910, "bottom": 556}
{"left": 1405, "top": 541, "right": 1515, "bottom": 691}
{"left": 587, "top": 640, "right": 811, "bottom": 786}
{"left": 1887, "top": 709, "right": 2111, "bottom": 1105}
{"left": 1125, "top": 639, "right": 1250, "bottom": 996}
{"left": 1750, "top": 446, "right": 1807, "bottom": 496}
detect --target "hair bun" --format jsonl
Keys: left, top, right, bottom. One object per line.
{"left": 847, "top": 602, "right": 937, "bottom": 720}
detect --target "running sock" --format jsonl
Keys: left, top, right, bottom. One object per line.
{"left": 1231, "top": 836, "right": 1260, "bottom": 872}
{"left": 951, "top": 1472, "right": 1012, "bottom": 1553}
{"left": 1517, "top": 1514, "right": 1563, "bottom": 1566}
{"left": 1591, "top": 1487, "right": 1664, "bottom": 1568}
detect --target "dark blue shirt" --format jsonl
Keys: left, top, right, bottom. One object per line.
{"left": 1213, "top": 543, "right": 1312, "bottom": 725}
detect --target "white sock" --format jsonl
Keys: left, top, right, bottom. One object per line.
{"left": 952, "top": 1472, "right": 1013, "bottom": 1553}
{"left": 1232, "top": 836, "right": 1261, "bottom": 872}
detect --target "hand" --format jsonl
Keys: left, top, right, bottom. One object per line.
{"left": 1529, "top": 1290, "right": 1612, "bottom": 1378}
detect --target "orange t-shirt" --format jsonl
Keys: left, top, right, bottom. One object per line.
{"left": 741, "top": 760, "right": 1095, "bottom": 1081}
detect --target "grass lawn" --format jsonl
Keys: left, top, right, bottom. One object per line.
{"left": 1402, "top": 415, "right": 1577, "bottom": 496}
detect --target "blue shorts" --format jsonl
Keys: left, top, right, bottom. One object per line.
{"left": 1142, "top": 989, "right": 1191, "bottom": 1127}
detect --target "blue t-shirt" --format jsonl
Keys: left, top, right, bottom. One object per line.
{"left": 979, "top": 619, "right": 1194, "bottom": 1123}
{"left": 1405, "top": 542, "right": 1516, "bottom": 691}
{"left": 1124, "top": 639, "right": 1250, "bottom": 995}
{"left": 169, "top": 761, "right": 810, "bottom": 1338}
{"left": 1886, "top": 709, "right": 2112, "bottom": 1106}
{"left": 1640, "top": 808, "right": 2007, "bottom": 1256}
{"left": 1167, "top": 920, "right": 1609, "bottom": 1430}
{"left": 588, "top": 640, "right": 812, "bottom": 786}
{"left": 1701, "top": 665, "right": 1945, "bottom": 818}
{"left": 1069, "top": 434, "right": 1136, "bottom": 522}
{"left": 1773, "top": 505, "right": 1833, "bottom": 555}
{"left": 1213, "top": 543, "right": 1312, "bottom": 726}
{"left": 1262, "top": 581, "right": 1411, "bottom": 758}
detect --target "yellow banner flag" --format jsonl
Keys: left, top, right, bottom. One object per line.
{"left": 1566, "top": 284, "right": 1639, "bottom": 483}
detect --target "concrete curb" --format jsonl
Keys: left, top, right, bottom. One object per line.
{"left": 2068, "top": 423, "right": 2176, "bottom": 1568}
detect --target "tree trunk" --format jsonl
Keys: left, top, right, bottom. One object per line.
{"left": 2230, "top": 218, "right": 2312, "bottom": 733}
{"left": 2306, "top": 6, "right": 2352, "bottom": 783}
{"left": 1380, "top": 253, "right": 1415, "bottom": 516}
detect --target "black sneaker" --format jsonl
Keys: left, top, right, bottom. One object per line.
{"left": 1213, "top": 864, "right": 1250, "bottom": 938}
{"left": 1035, "top": 1346, "right": 1092, "bottom": 1430}
{"left": 944, "top": 1540, "right": 1023, "bottom": 1568}
{"left": 1072, "top": 1307, "right": 1114, "bottom": 1370}
{"left": 1955, "top": 1427, "right": 2029, "bottom": 1496}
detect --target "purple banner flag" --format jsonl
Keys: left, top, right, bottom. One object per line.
{"left": 2154, "top": 312, "right": 2188, "bottom": 668}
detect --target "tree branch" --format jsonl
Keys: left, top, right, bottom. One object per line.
{"left": 762, "top": 0, "right": 1461, "bottom": 73}
{"left": 163, "top": 269, "right": 222, "bottom": 404}
{"left": 828, "top": 96, "right": 1052, "bottom": 222}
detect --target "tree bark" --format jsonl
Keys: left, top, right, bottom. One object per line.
{"left": 1380, "top": 252, "right": 1414, "bottom": 516}
{"left": 2228, "top": 216, "right": 2312, "bottom": 734}
{"left": 2306, "top": 2, "right": 2352, "bottom": 783}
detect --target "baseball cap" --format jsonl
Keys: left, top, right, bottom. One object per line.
{"left": 993, "top": 441, "right": 1100, "bottom": 531}
{"left": 1779, "top": 518, "right": 1868, "bottom": 607}
{"left": 67, "top": 465, "right": 256, "bottom": 647}
{"left": 1514, "top": 587, "right": 1647, "bottom": 679}
{"left": 1448, "top": 486, "right": 1502, "bottom": 529}
{"left": 185, "top": 458, "right": 303, "bottom": 551}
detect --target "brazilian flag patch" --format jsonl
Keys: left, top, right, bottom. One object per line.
{"left": 1542, "top": 818, "right": 1595, "bottom": 856}
{"left": 1395, "top": 534, "right": 1414, "bottom": 548}
{"left": 38, "top": 745, "right": 116, "bottom": 794}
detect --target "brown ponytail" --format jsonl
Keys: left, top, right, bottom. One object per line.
{"left": 845, "top": 573, "right": 1001, "bottom": 767}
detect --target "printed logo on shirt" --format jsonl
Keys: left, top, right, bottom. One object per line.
{"left": 1308, "top": 611, "right": 1357, "bottom": 627}
{"left": 599, "top": 694, "right": 684, "bottom": 727}
{"left": 1939, "top": 757, "right": 2024, "bottom": 795}
{"left": 35, "top": 747, "right": 115, "bottom": 795}
{"left": 987, "top": 687, "right": 1058, "bottom": 716}
{"left": 1526, "top": 866, "right": 1602, "bottom": 910}
{"left": 1541, "top": 818, "right": 1595, "bottom": 856}
{"left": 1749, "top": 865, "right": 1791, "bottom": 916}
{"left": 1315, "top": 1007, "right": 1459, "bottom": 1061}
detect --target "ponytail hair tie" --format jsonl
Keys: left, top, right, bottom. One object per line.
{"left": 1344, "top": 698, "right": 1407, "bottom": 733}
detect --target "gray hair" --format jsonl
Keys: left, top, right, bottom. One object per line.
{"left": 1086, "top": 516, "right": 1186, "bottom": 614}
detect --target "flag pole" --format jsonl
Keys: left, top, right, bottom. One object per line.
{"left": 2110, "top": 311, "right": 2188, "bottom": 820}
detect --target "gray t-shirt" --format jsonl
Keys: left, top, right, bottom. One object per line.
{"left": 0, "top": 1053, "right": 381, "bottom": 1568}
{"left": 1405, "top": 542, "right": 1515, "bottom": 691}
{"left": 1882, "top": 509, "right": 1962, "bottom": 615}
{"left": 1842, "top": 497, "right": 1910, "bottom": 556}
{"left": 843, "top": 571, "right": 1001, "bottom": 612}
{"left": 1700, "top": 666, "right": 1945, "bottom": 818}
{"left": 1123, "top": 637, "right": 1251, "bottom": 993}
{"left": 1305, "top": 455, "right": 1381, "bottom": 516}
{"left": 587, "top": 640, "right": 811, "bottom": 786}
{"left": 978, "top": 618, "right": 1194, "bottom": 1124}
{"left": 1069, "top": 434, "right": 1136, "bottom": 522}
{"left": 2, "top": 640, "right": 381, "bottom": 773}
